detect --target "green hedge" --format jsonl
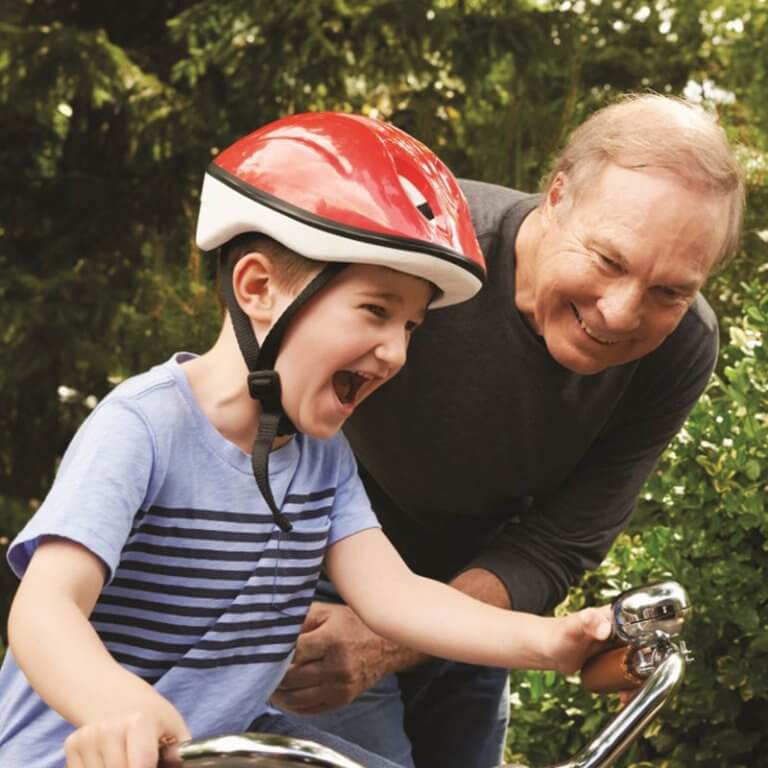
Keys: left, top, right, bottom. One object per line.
{"left": 506, "top": 274, "right": 768, "bottom": 768}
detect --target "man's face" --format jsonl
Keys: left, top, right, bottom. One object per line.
{"left": 275, "top": 263, "right": 432, "bottom": 438}
{"left": 518, "top": 163, "right": 727, "bottom": 375}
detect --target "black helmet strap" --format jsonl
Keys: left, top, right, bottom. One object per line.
{"left": 222, "top": 255, "right": 347, "bottom": 531}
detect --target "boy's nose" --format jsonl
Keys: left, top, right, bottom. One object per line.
{"left": 595, "top": 280, "right": 644, "bottom": 332}
{"left": 375, "top": 331, "right": 408, "bottom": 371}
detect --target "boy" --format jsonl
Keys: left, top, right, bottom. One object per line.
{"left": 0, "top": 113, "right": 611, "bottom": 768}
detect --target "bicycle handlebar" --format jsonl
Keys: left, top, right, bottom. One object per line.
{"left": 540, "top": 649, "right": 686, "bottom": 768}
{"left": 173, "top": 582, "right": 691, "bottom": 768}
{"left": 173, "top": 650, "right": 685, "bottom": 768}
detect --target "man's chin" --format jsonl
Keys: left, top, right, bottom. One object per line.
{"left": 547, "top": 340, "right": 621, "bottom": 376}
{"left": 562, "top": 358, "right": 612, "bottom": 376}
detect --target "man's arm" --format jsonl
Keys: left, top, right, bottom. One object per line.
{"left": 477, "top": 307, "right": 718, "bottom": 615}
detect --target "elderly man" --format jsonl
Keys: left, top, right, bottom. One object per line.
{"left": 274, "top": 94, "right": 744, "bottom": 768}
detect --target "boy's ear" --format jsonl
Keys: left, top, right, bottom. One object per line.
{"left": 231, "top": 252, "right": 281, "bottom": 325}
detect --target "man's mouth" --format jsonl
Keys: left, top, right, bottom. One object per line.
{"left": 332, "top": 370, "right": 372, "bottom": 406}
{"left": 571, "top": 304, "right": 622, "bottom": 346}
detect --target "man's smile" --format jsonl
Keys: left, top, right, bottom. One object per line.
{"left": 571, "top": 304, "right": 623, "bottom": 346}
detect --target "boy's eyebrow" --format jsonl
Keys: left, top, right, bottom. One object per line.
{"left": 360, "top": 291, "right": 427, "bottom": 320}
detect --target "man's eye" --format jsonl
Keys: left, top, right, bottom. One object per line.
{"left": 655, "top": 286, "right": 684, "bottom": 303}
{"left": 405, "top": 320, "right": 420, "bottom": 333}
{"left": 596, "top": 253, "right": 622, "bottom": 272}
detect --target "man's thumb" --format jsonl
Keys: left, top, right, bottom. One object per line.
{"left": 300, "top": 602, "right": 329, "bottom": 633}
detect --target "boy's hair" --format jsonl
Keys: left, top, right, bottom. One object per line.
{"left": 216, "top": 233, "right": 323, "bottom": 313}
{"left": 542, "top": 93, "right": 745, "bottom": 268}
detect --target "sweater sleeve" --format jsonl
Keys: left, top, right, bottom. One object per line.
{"left": 466, "top": 302, "right": 718, "bottom": 614}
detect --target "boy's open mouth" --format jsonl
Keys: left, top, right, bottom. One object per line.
{"left": 332, "top": 370, "right": 369, "bottom": 406}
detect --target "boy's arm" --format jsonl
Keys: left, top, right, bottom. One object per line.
{"left": 9, "top": 538, "right": 189, "bottom": 762}
{"left": 323, "top": 528, "right": 609, "bottom": 672}
{"left": 272, "top": 567, "right": 506, "bottom": 714}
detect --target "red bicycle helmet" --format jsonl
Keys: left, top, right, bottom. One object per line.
{"left": 196, "top": 112, "right": 485, "bottom": 307}
{"left": 196, "top": 113, "right": 486, "bottom": 531}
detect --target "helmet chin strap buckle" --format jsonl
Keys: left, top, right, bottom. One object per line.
{"left": 248, "top": 370, "right": 295, "bottom": 437}
{"left": 248, "top": 370, "right": 282, "bottom": 406}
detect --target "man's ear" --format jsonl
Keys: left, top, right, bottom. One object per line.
{"left": 231, "top": 252, "right": 281, "bottom": 327}
{"left": 543, "top": 171, "right": 569, "bottom": 222}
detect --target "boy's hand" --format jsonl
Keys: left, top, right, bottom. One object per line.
{"left": 272, "top": 602, "right": 405, "bottom": 713}
{"left": 547, "top": 605, "right": 613, "bottom": 676}
{"left": 63, "top": 707, "right": 190, "bottom": 768}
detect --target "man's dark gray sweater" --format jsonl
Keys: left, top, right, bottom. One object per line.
{"left": 344, "top": 179, "right": 718, "bottom": 615}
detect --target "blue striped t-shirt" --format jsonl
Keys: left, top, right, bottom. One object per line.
{"left": 0, "top": 353, "right": 379, "bottom": 768}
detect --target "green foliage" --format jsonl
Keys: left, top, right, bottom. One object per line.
{"left": 506, "top": 275, "right": 768, "bottom": 767}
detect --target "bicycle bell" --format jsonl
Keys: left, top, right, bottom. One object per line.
{"left": 612, "top": 580, "right": 691, "bottom": 647}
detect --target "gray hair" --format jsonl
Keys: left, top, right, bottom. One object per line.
{"left": 543, "top": 93, "right": 745, "bottom": 267}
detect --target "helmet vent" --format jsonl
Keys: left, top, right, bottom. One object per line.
{"left": 416, "top": 200, "right": 435, "bottom": 220}
{"left": 398, "top": 174, "right": 435, "bottom": 221}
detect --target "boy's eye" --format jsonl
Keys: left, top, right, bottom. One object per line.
{"left": 362, "top": 303, "right": 387, "bottom": 318}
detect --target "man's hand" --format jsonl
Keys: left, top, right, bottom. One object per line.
{"left": 272, "top": 602, "right": 415, "bottom": 714}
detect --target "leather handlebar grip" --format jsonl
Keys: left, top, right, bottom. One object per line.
{"left": 581, "top": 645, "right": 645, "bottom": 693}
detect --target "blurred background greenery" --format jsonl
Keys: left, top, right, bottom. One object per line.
{"left": 1, "top": 1, "right": 767, "bottom": 765}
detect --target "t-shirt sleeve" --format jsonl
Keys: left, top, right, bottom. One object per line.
{"left": 468, "top": 307, "right": 719, "bottom": 615}
{"left": 326, "top": 435, "right": 380, "bottom": 547}
{"left": 7, "top": 399, "right": 155, "bottom": 582}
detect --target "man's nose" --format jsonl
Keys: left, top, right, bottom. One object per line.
{"left": 596, "top": 280, "right": 644, "bottom": 331}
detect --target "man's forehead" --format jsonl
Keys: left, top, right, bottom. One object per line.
{"left": 581, "top": 165, "right": 724, "bottom": 236}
